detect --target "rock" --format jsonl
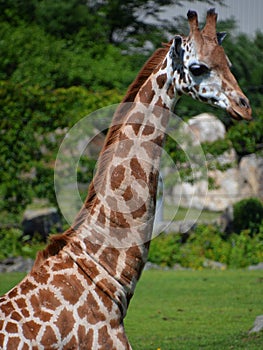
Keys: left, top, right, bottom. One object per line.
{"left": 187, "top": 113, "right": 226, "bottom": 143}
{"left": 167, "top": 114, "right": 262, "bottom": 211}
{"left": 203, "top": 259, "right": 227, "bottom": 270}
{"left": 144, "top": 262, "right": 162, "bottom": 270}
{"left": 249, "top": 315, "right": 263, "bottom": 333}
{"left": 0, "top": 256, "right": 34, "bottom": 273}
{"left": 214, "top": 148, "right": 237, "bottom": 167}
{"left": 22, "top": 207, "right": 62, "bottom": 241}
{"left": 170, "top": 166, "right": 251, "bottom": 211}
{"left": 248, "top": 262, "right": 263, "bottom": 271}
{"left": 172, "top": 264, "right": 189, "bottom": 270}
{"left": 204, "top": 168, "right": 251, "bottom": 211}
{"left": 217, "top": 205, "right": 234, "bottom": 233}
{"left": 239, "top": 154, "right": 263, "bottom": 200}
{"left": 171, "top": 180, "right": 208, "bottom": 210}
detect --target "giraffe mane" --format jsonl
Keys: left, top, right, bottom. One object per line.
{"left": 32, "top": 42, "right": 172, "bottom": 271}
{"left": 32, "top": 231, "right": 73, "bottom": 272}
{"left": 122, "top": 42, "right": 172, "bottom": 103}
{"left": 83, "top": 41, "right": 172, "bottom": 210}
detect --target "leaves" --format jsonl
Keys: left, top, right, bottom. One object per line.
{"left": 0, "top": 82, "right": 122, "bottom": 213}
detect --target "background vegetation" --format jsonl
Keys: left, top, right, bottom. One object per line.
{"left": 0, "top": 0, "right": 263, "bottom": 268}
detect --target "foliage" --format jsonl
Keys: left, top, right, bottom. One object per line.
{"left": 201, "top": 138, "right": 232, "bottom": 157}
{"left": 233, "top": 198, "right": 263, "bottom": 235}
{"left": 179, "top": 225, "right": 230, "bottom": 268}
{"left": 227, "top": 117, "right": 263, "bottom": 158}
{"left": 1, "top": 217, "right": 262, "bottom": 268}
{"left": 0, "top": 0, "right": 225, "bottom": 48}
{"left": 0, "top": 227, "right": 45, "bottom": 260}
{"left": 229, "top": 230, "right": 263, "bottom": 268}
{"left": 0, "top": 81, "right": 122, "bottom": 213}
{"left": 0, "top": 22, "right": 135, "bottom": 90}
{"left": 210, "top": 32, "right": 263, "bottom": 158}
{"left": 148, "top": 233, "right": 181, "bottom": 267}
{"left": 148, "top": 223, "right": 263, "bottom": 269}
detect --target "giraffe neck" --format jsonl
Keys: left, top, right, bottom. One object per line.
{"left": 71, "top": 51, "right": 180, "bottom": 299}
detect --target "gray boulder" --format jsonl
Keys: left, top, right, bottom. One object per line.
{"left": 0, "top": 256, "right": 34, "bottom": 273}
{"left": 22, "top": 207, "right": 62, "bottom": 241}
{"left": 249, "top": 315, "right": 263, "bottom": 333}
{"left": 239, "top": 154, "right": 263, "bottom": 200}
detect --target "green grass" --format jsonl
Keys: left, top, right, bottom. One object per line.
{"left": 125, "top": 270, "right": 263, "bottom": 349}
{"left": 164, "top": 205, "right": 221, "bottom": 222}
{"left": 0, "top": 272, "right": 26, "bottom": 295}
{"left": 1, "top": 270, "right": 262, "bottom": 349}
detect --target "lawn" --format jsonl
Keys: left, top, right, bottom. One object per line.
{"left": 163, "top": 205, "right": 221, "bottom": 222}
{"left": 0, "top": 270, "right": 262, "bottom": 349}
{"left": 125, "top": 270, "right": 263, "bottom": 349}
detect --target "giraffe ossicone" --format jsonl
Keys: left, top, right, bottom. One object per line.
{"left": 0, "top": 9, "right": 251, "bottom": 349}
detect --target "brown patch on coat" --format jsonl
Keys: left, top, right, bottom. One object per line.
{"left": 132, "top": 204, "right": 147, "bottom": 219}
{"left": 22, "top": 320, "right": 41, "bottom": 340}
{"left": 130, "top": 157, "right": 147, "bottom": 183}
{"left": 52, "top": 274, "right": 84, "bottom": 304}
{"left": 78, "top": 326, "right": 94, "bottom": 350}
{"left": 77, "top": 293, "right": 106, "bottom": 324}
{"left": 99, "top": 247, "right": 120, "bottom": 277}
{"left": 111, "top": 165, "right": 126, "bottom": 190}
{"left": 142, "top": 123, "right": 155, "bottom": 136}
{"left": 110, "top": 210, "right": 130, "bottom": 229}
{"left": 138, "top": 79, "right": 154, "bottom": 104}
{"left": 122, "top": 185, "right": 133, "bottom": 202}
{"left": 98, "top": 325, "right": 114, "bottom": 348}
{"left": 156, "top": 73, "right": 167, "bottom": 89}
{"left": 54, "top": 308, "right": 75, "bottom": 339}
{"left": 40, "top": 326, "right": 58, "bottom": 347}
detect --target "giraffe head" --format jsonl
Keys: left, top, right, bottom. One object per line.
{"left": 168, "top": 8, "right": 252, "bottom": 120}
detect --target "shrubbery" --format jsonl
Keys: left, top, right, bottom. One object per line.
{"left": 0, "top": 224, "right": 263, "bottom": 269}
{"left": 148, "top": 222, "right": 263, "bottom": 269}
{"left": 233, "top": 197, "right": 263, "bottom": 235}
{"left": 0, "top": 228, "right": 45, "bottom": 260}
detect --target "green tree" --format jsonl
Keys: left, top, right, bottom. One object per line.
{"left": 233, "top": 198, "right": 263, "bottom": 236}
{"left": 0, "top": 22, "right": 135, "bottom": 90}
{"left": 0, "top": 0, "right": 225, "bottom": 46}
{"left": 0, "top": 82, "right": 121, "bottom": 214}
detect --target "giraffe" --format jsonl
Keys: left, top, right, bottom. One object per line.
{"left": 0, "top": 9, "right": 251, "bottom": 349}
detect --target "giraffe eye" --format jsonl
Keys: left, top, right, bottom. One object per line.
{"left": 189, "top": 64, "right": 210, "bottom": 76}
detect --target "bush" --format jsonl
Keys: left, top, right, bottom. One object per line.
{"left": 0, "top": 228, "right": 45, "bottom": 260}
{"left": 228, "top": 229, "right": 263, "bottom": 268}
{"left": 179, "top": 225, "right": 230, "bottom": 269}
{"left": 233, "top": 197, "right": 263, "bottom": 235}
{"left": 148, "top": 233, "right": 181, "bottom": 267}
{"left": 0, "top": 81, "right": 122, "bottom": 214}
{"left": 148, "top": 223, "right": 263, "bottom": 269}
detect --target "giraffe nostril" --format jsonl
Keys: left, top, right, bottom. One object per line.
{"left": 239, "top": 97, "right": 249, "bottom": 108}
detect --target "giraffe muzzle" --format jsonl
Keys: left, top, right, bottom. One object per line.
{"left": 227, "top": 95, "right": 252, "bottom": 121}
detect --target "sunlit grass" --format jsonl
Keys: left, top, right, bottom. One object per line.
{"left": 163, "top": 204, "right": 221, "bottom": 222}
{"left": 125, "top": 270, "right": 263, "bottom": 349}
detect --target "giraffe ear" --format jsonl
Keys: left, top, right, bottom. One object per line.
{"left": 217, "top": 32, "right": 227, "bottom": 45}
{"left": 170, "top": 35, "right": 184, "bottom": 68}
